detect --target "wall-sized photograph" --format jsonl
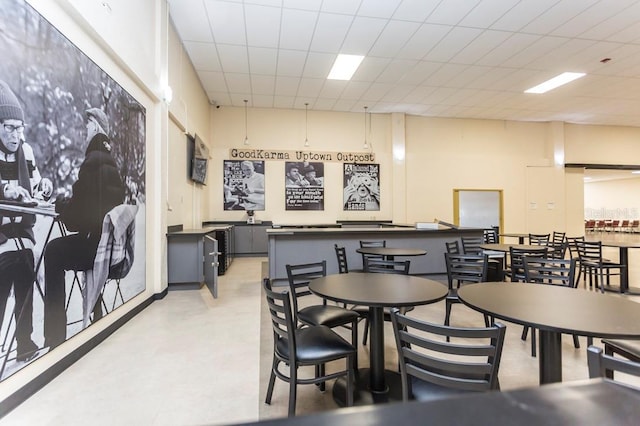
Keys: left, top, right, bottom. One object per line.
{"left": 224, "top": 160, "right": 265, "bottom": 211}
{"left": 285, "top": 161, "right": 324, "bottom": 210}
{"left": 343, "top": 163, "right": 380, "bottom": 211}
{"left": 0, "top": 0, "right": 146, "bottom": 380}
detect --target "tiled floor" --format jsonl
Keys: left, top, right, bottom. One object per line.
{"left": 2, "top": 236, "right": 640, "bottom": 425}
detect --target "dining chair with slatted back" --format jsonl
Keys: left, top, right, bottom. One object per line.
{"left": 263, "top": 279, "right": 355, "bottom": 416}
{"left": 521, "top": 257, "right": 579, "bottom": 356}
{"left": 285, "top": 261, "right": 360, "bottom": 361}
{"left": 391, "top": 308, "right": 506, "bottom": 402}
{"left": 599, "top": 339, "right": 640, "bottom": 379}
{"left": 505, "top": 246, "right": 549, "bottom": 282}
{"left": 444, "top": 253, "right": 491, "bottom": 334}
{"left": 356, "top": 257, "right": 412, "bottom": 345}
{"left": 461, "top": 236, "right": 484, "bottom": 255}
{"left": 334, "top": 244, "right": 349, "bottom": 274}
{"left": 483, "top": 228, "right": 498, "bottom": 244}
{"left": 359, "top": 240, "right": 386, "bottom": 267}
{"left": 528, "top": 233, "right": 550, "bottom": 246}
{"left": 575, "top": 240, "right": 625, "bottom": 293}
{"left": 445, "top": 240, "right": 461, "bottom": 255}
{"left": 587, "top": 345, "right": 640, "bottom": 383}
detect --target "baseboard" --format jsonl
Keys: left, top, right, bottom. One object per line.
{"left": 0, "top": 293, "right": 157, "bottom": 419}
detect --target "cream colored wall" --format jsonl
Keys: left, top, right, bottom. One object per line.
{"left": 167, "top": 20, "right": 212, "bottom": 229}
{"left": 3, "top": 0, "right": 169, "bottom": 404}
{"left": 208, "top": 107, "right": 392, "bottom": 224}
{"left": 565, "top": 124, "right": 640, "bottom": 164}
{"left": 585, "top": 178, "right": 640, "bottom": 220}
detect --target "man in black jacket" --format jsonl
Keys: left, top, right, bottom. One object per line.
{"left": 43, "top": 107, "right": 125, "bottom": 350}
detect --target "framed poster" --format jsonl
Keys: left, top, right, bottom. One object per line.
{"left": 343, "top": 163, "right": 380, "bottom": 211}
{"left": 223, "top": 160, "right": 265, "bottom": 211}
{"left": 285, "top": 162, "right": 324, "bottom": 210}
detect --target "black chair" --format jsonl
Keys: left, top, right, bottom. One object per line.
{"left": 356, "top": 258, "right": 411, "bottom": 345}
{"left": 461, "top": 236, "right": 484, "bottom": 255}
{"left": 575, "top": 240, "right": 625, "bottom": 293}
{"left": 263, "top": 279, "right": 356, "bottom": 416}
{"left": 505, "top": 246, "right": 549, "bottom": 282}
{"left": 444, "top": 253, "right": 491, "bottom": 332}
{"left": 528, "top": 233, "right": 550, "bottom": 245}
{"left": 334, "top": 244, "right": 349, "bottom": 274}
{"left": 445, "top": 240, "right": 461, "bottom": 255}
{"left": 587, "top": 345, "right": 640, "bottom": 382}
{"left": 600, "top": 339, "right": 640, "bottom": 379}
{"left": 461, "top": 236, "right": 503, "bottom": 281}
{"left": 566, "top": 236, "right": 585, "bottom": 284}
{"left": 522, "top": 257, "right": 580, "bottom": 357}
{"left": 359, "top": 240, "right": 386, "bottom": 267}
{"left": 391, "top": 308, "right": 506, "bottom": 402}
{"left": 285, "top": 261, "right": 360, "bottom": 358}
{"left": 483, "top": 228, "right": 498, "bottom": 243}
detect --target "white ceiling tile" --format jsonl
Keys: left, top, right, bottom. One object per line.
{"left": 450, "top": 30, "right": 513, "bottom": 65}
{"left": 184, "top": 41, "right": 221, "bottom": 71}
{"left": 282, "top": 0, "right": 322, "bottom": 11}
{"left": 297, "top": 78, "right": 325, "bottom": 98}
{"left": 551, "top": 0, "right": 637, "bottom": 38}
{"left": 251, "top": 95, "right": 275, "bottom": 108}
{"left": 206, "top": 0, "right": 246, "bottom": 44}
{"left": 207, "top": 91, "right": 231, "bottom": 105}
{"left": 357, "top": 0, "right": 402, "bottom": 19}
{"left": 310, "top": 13, "right": 354, "bottom": 52}
{"left": 397, "top": 23, "right": 451, "bottom": 60}
{"left": 375, "top": 59, "right": 419, "bottom": 83}
{"left": 251, "top": 75, "right": 276, "bottom": 95}
{"left": 352, "top": 57, "right": 391, "bottom": 82}
{"left": 608, "top": 18, "right": 640, "bottom": 43}
{"left": 318, "top": 79, "right": 348, "bottom": 98}
{"left": 169, "top": 0, "right": 213, "bottom": 42}
{"left": 302, "top": 52, "right": 335, "bottom": 78}
{"left": 401, "top": 86, "right": 437, "bottom": 103}
{"left": 502, "top": 35, "right": 569, "bottom": 69}
{"left": 246, "top": 0, "right": 282, "bottom": 7}
{"left": 380, "top": 85, "right": 415, "bottom": 103}
{"left": 275, "top": 76, "right": 302, "bottom": 96}
{"left": 426, "top": 63, "right": 469, "bottom": 87}
{"left": 248, "top": 47, "right": 278, "bottom": 75}
{"left": 522, "top": 0, "right": 600, "bottom": 35}
{"left": 459, "top": 0, "right": 521, "bottom": 28}
{"left": 362, "top": 83, "right": 395, "bottom": 102}
{"left": 490, "top": 0, "right": 559, "bottom": 31}
{"left": 279, "top": 9, "right": 318, "bottom": 50}
{"left": 476, "top": 33, "right": 541, "bottom": 67}
{"left": 277, "top": 50, "right": 308, "bottom": 77}
{"left": 198, "top": 71, "right": 227, "bottom": 92}
{"left": 313, "top": 98, "right": 339, "bottom": 110}
{"left": 245, "top": 4, "right": 282, "bottom": 48}
{"left": 341, "top": 81, "right": 372, "bottom": 100}
{"left": 426, "top": 27, "right": 483, "bottom": 63}
{"left": 341, "top": 16, "right": 388, "bottom": 55}
{"left": 273, "top": 95, "right": 296, "bottom": 109}
{"left": 217, "top": 44, "right": 250, "bottom": 73}
{"left": 426, "top": 0, "right": 482, "bottom": 25}
{"left": 321, "top": 0, "right": 361, "bottom": 15}
{"left": 397, "top": 61, "right": 442, "bottom": 85}
{"left": 368, "top": 20, "right": 421, "bottom": 57}
{"left": 225, "top": 73, "right": 252, "bottom": 94}
{"left": 392, "top": 0, "right": 440, "bottom": 22}
{"left": 445, "top": 65, "right": 496, "bottom": 89}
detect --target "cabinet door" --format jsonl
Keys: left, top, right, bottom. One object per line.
{"left": 204, "top": 235, "right": 218, "bottom": 298}
{"left": 168, "top": 236, "right": 203, "bottom": 283}
{"left": 234, "top": 226, "right": 253, "bottom": 254}
{"left": 252, "top": 225, "right": 269, "bottom": 254}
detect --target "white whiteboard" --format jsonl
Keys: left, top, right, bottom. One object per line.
{"left": 458, "top": 190, "right": 500, "bottom": 228}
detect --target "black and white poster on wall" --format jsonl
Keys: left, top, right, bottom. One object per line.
{"left": 285, "top": 161, "right": 324, "bottom": 210}
{"left": 0, "top": 0, "right": 146, "bottom": 380}
{"left": 224, "top": 160, "right": 265, "bottom": 211}
{"left": 343, "top": 163, "right": 380, "bottom": 211}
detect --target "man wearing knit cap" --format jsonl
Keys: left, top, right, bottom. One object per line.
{"left": 0, "top": 80, "right": 52, "bottom": 362}
{"left": 44, "top": 105, "right": 124, "bottom": 349}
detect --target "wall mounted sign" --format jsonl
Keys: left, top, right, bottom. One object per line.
{"left": 343, "top": 163, "right": 380, "bottom": 211}
{"left": 229, "top": 148, "right": 375, "bottom": 163}
{"left": 284, "top": 162, "right": 324, "bottom": 210}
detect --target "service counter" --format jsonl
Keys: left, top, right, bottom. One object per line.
{"left": 267, "top": 226, "right": 483, "bottom": 283}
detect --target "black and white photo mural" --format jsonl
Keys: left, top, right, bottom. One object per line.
{"left": 285, "top": 161, "right": 324, "bottom": 210}
{"left": 223, "top": 160, "right": 265, "bottom": 211}
{"left": 0, "top": 0, "right": 146, "bottom": 380}
{"left": 343, "top": 163, "right": 380, "bottom": 211}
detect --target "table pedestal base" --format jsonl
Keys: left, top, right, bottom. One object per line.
{"left": 539, "top": 330, "right": 562, "bottom": 384}
{"left": 332, "top": 368, "right": 403, "bottom": 406}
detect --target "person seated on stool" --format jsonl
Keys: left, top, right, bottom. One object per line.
{"left": 43, "top": 107, "right": 124, "bottom": 351}
{"left": 0, "top": 80, "right": 52, "bottom": 362}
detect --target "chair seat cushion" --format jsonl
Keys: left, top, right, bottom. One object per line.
{"left": 298, "top": 305, "right": 360, "bottom": 328}
{"left": 409, "top": 376, "right": 480, "bottom": 402}
{"left": 276, "top": 325, "right": 355, "bottom": 363}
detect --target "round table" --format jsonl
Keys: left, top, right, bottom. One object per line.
{"left": 355, "top": 247, "right": 427, "bottom": 261}
{"left": 480, "top": 243, "right": 546, "bottom": 252}
{"left": 458, "top": 282, "right": 640, "bottom": 384}
{"left": 309, "top": 273, "right": 447, "bottom": 405}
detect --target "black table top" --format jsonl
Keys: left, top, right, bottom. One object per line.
{"left": 234, "top": 379, "right": 640, "bottom": 425}
{"left": 355, "top": 247, "right": 427, "bottom": 257}
{"left": 479, "top": 243, "right": 545, "bottom": 252}
{"left": 309, "top": 273, "right": 447, "bottom": 308}
{"left": 458, "top": 282, "right": 640, "bottom": 338}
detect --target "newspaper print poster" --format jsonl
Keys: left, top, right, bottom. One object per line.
{"left": 285, "top": 162, "right": 324, "bottom": 210}
{"left": 223, "top": 160, "right": 265, "bottom": 211}
{"left": 343, "top": 163, "right": 381, "bottom": 211}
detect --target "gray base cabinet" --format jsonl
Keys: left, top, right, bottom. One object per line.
{"left": 233, "top": 224, "right": 269, "bottom": 256}
{"left": 167, "top": 228, "right": 219, "bottom": 297}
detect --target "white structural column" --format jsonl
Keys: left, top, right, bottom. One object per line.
{"left": 391, "top": 112, "right": 407, "bottom": 223}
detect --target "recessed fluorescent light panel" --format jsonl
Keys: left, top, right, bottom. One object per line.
{"left": 327, "top": 54, "right": 364, "bottom": 80}
{"left": 525, "top": 72, "right": 586, "bottom": 94}
{"left": 632, "top": 171, "right": 640, "bottom": 174}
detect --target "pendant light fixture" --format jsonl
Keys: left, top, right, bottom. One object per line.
{"left": 304, "top": 103, "right": 310, "bottom": 147}
{"left": 363, "top": 106, "right": 369, "bottom": 150}
{"left": 243, "top": 99, "right": 249, "bottom": 145}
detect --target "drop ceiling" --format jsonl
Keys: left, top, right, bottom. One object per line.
{"left": 168, "top": 0, "right": 640, "bottom": 127}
